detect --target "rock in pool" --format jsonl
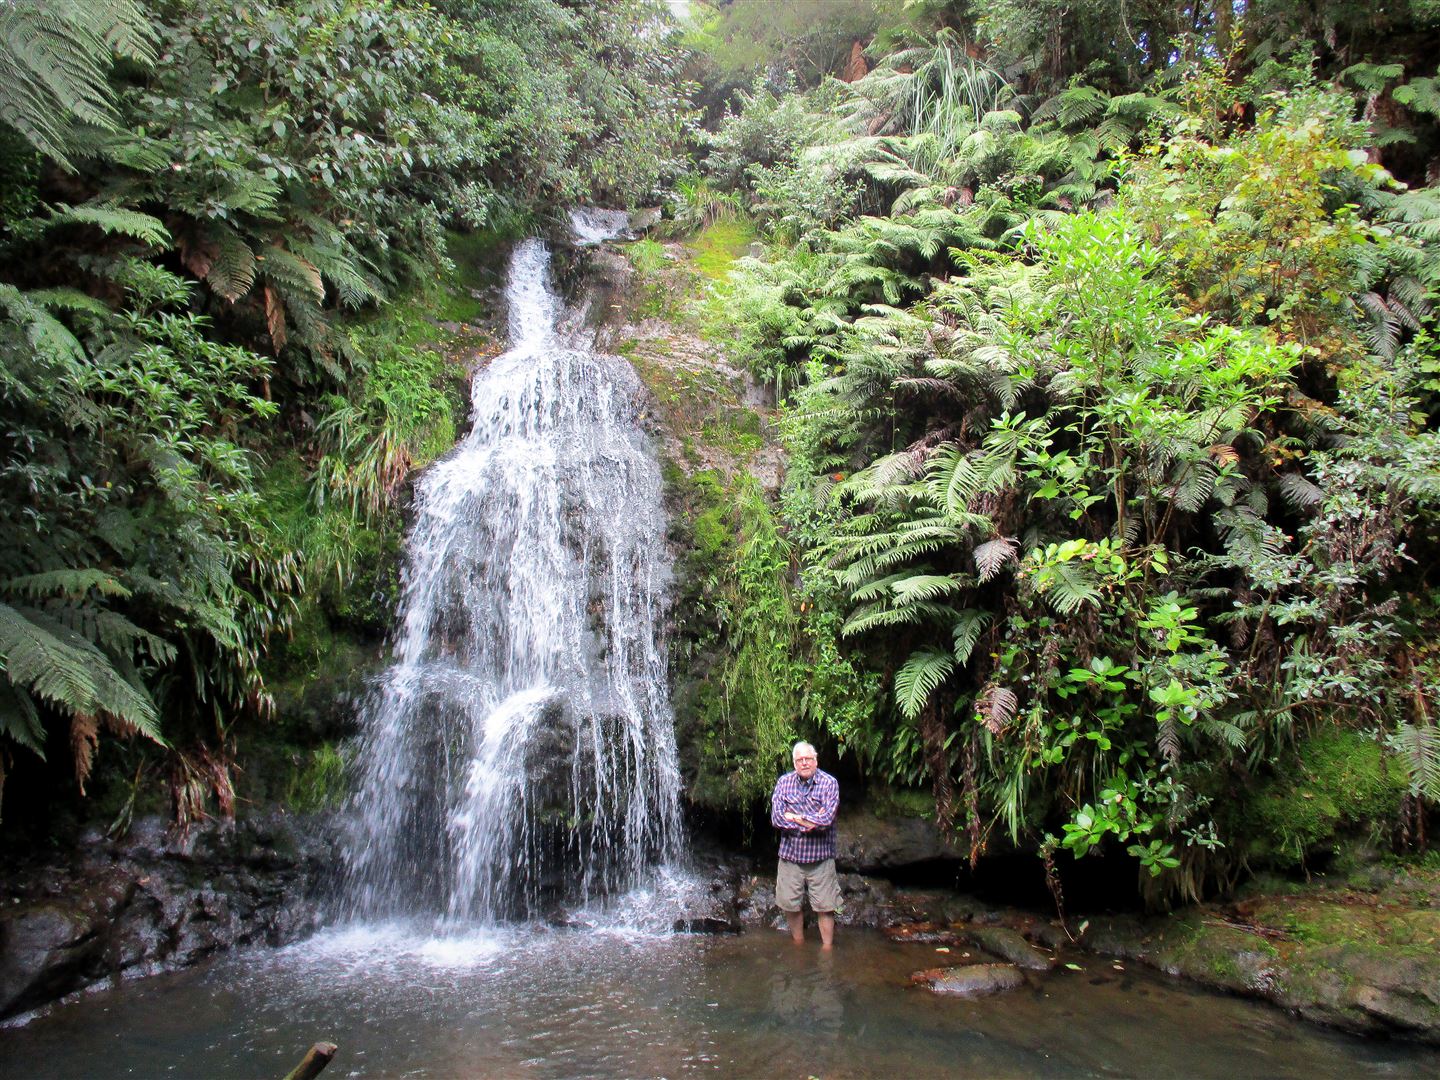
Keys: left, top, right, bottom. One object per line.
{"left": 911, "top": 963, "right": 1025, "bottom": 996}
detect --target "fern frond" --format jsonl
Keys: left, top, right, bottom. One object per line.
{"left": 0, "top": 0, "right": 155, "bottom": 167}
{"left": 0, "top": 601, "right": 164, "bottom": 743}
{"left": 0, "top": 680, "right": 46, "bottom": 756}
{"left": 1388, "top": 721, "right": 1440, "bottom": 800}
{"left": 1035, "top": 561, "right": 1101, "bottom": 614}
{"left": 973, "top": 537, "right": 1018, "bottom": 582}
{"left": 1277, "top": 472, "right": 1323, "bottom": 509}
{"left": 951, "top": 608, "right": 991, "bottom": 664}
{"left": 975, "top": 682, "right": 1018, "bottom": 734}
{"left": 259, "top": 245, "right": 325, "bottom": 304}
{"left": 206, "top": 228, "right": 257, "bottom": 302}
{"left": 890, "top": 573, "right": 968, "bottom": 603}
{"left": 841, "top": 600, "right": 958, "bottom": 636}
{"left": 0, "top": 283, "right": 85, "bottom": 365}
{"left": 895, "top": 647, "right": 955, "bottom": 720}
{"left": 49, "top": 203, "right": 170, "bottom": 247}
{"left": 1, "top": 568, "right": 129, "bottom": 600}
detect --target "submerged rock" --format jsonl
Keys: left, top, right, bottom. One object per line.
{"left": 884, "top": 922, "right": 966, "bottom": 945}
{"left": 967, "top": 926, "right": 1056, "bottom": 971}
{"left": 911, "top": 963, "right": 1025, "bottom": 996}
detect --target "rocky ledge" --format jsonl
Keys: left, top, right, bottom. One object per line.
{"left": 0, "top": 812, "right": 334, "bottom": 1021}
{"left": 1038, "top": 865, "right": 1440, "bottom": 1044}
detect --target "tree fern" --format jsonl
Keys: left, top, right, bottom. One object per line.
{"left": 0, "top": 0, "right": 155, "bottom": 168}
{"left": 0, "top": 601, "right": 164, "bottom": 744}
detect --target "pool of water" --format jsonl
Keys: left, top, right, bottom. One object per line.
{"left": 1, "top": 924, "right": 1432, "bottom": 1078}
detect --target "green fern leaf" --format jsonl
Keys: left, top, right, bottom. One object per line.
{"left": 895, "top": 647, "right": 955, "bottom": 720}
{"left": 0, "top": 601, "right": 164, "bottom": 743}
{"left": 260, "top": 246, "right": 325, "bottom": 305}
{"left": 1388, "top": 721, "right": 1440, "bottom": 800}
{"left": 206, "top": 229, "right": 257, "bottom": 302}
{"left": 2, "top": 568, "right": 129, "bottom": 600}
{"left": 49, "top": 203, "right": 170, "bottom": 247}
{"left": 951, "top": 608, "right": 991, "bottom": 664}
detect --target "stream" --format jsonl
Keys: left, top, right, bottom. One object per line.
{"left": 1, "top": 920, "right": 1430, "bottom": 1078}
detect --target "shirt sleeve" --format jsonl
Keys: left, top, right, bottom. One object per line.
{"left": 806, "top": 776, "right": 839, "bottom": 827}
{"left": 771, "top": 780, "right": 796, "bottom": 831}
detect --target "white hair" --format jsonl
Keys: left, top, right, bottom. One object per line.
{"left": 792, "top": 741, "right": 817, "bottom": 759}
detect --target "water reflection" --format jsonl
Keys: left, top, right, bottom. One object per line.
{"left": 764, "top": 946, "right": 847, "bottom": 1039}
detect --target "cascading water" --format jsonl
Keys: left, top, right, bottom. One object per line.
{"left": 342, "top": 233, "right": 683, "bottom": 925}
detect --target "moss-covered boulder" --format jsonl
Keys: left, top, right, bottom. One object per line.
{"left": 1236, "top": 730, "right": 1406, "bottom": 870}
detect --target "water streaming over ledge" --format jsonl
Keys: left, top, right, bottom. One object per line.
{"left": 341, "top": 234, "right": 683, "bottom": 925}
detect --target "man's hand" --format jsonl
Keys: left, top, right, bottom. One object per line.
{"left": 784, "top": 812, "right": 817, "bottom": 830}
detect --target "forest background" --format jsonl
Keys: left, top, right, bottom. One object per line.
{"left": 2, "top": 0, "right": 1438, "bottom": 906}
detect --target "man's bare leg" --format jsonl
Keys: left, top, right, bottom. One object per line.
{"left": 785, "top": 910, "right": 805, "bottom": 944}
{"left": 818, "top": 913, "right": 835, "bottom": 949}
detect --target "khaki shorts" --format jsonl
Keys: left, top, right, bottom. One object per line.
{"left": 776, "top": 857, "right": 841, "bottom": 914}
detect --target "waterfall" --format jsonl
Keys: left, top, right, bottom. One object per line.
{"left": 342, "top": 235, "right": 683, "bottom": 925}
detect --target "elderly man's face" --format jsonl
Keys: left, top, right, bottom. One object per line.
{"left": 794, "top": 750, "right": 817, "bottom": 779}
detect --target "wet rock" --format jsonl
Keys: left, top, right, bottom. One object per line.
{"left": 0, "top": 810, "right": 334, "bottom": 1020}
{"left": 836, "top": 873, "right": 896, "bottom": 927}
{"left": 734, "top": 873, "right": 776, "bottom": 925}
{"left": 967, "top": 926, "right": 1056, "bottom": 971}
{"left": 883, "top": 922, "right": 966, "bottom": 945}
{"left": 672, "top": 917, "right": 742, "bottom": 934}
{"left": 911, "top": 963, "right": 1025, "bottom": 996}
{"left": 0, "top": 903, "right": 104, "bottom": 1018}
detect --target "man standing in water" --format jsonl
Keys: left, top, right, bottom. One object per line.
{"left": 771, "top": 741, "right": 841, "bottom": 948}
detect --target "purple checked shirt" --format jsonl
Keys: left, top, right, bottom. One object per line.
{"left": 770, "top": 768, "right": 840, "bottom": 863}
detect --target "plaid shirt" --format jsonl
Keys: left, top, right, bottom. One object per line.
{"left": 771, "top": 768, "right": 839, "bottom": 863}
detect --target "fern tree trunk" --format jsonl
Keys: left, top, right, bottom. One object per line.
{"left": 919, "top": 699, "right": 955, "bottom": 831}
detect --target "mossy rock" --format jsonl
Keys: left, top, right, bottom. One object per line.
{"left": 1237, "top": 729, "right": 1406, "bottom": 870}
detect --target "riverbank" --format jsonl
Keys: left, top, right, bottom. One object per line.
{"left": 1059, "top": 861, "right": 1440, "bottom": 1042}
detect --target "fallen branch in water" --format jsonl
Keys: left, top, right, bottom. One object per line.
{"left": 282, "top": 1041, "right": 338, "bottom": 1080}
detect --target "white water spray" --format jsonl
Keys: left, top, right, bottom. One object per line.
{"left": 342, "top": 235, "right": 683, "bottom": 925}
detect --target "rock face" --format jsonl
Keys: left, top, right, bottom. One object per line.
{"left": 911, "top": 963, "right": 1025, "bottom": 996}
{"left": 0, "top": 812, "right": 333, "bottom": 1020}
{"left": 835, "top": 809, "right": 967, "bottom": 873}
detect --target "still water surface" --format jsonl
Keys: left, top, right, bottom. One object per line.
{"left": 2, "top": 925, "right": 1435, "bottom": 1078}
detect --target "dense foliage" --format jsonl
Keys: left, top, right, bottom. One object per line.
{"left": 0, "top": 0, "right": 693, "bottom": 822}
{"left": 688, "top": 0, "right": 1440, "bottom": 899}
